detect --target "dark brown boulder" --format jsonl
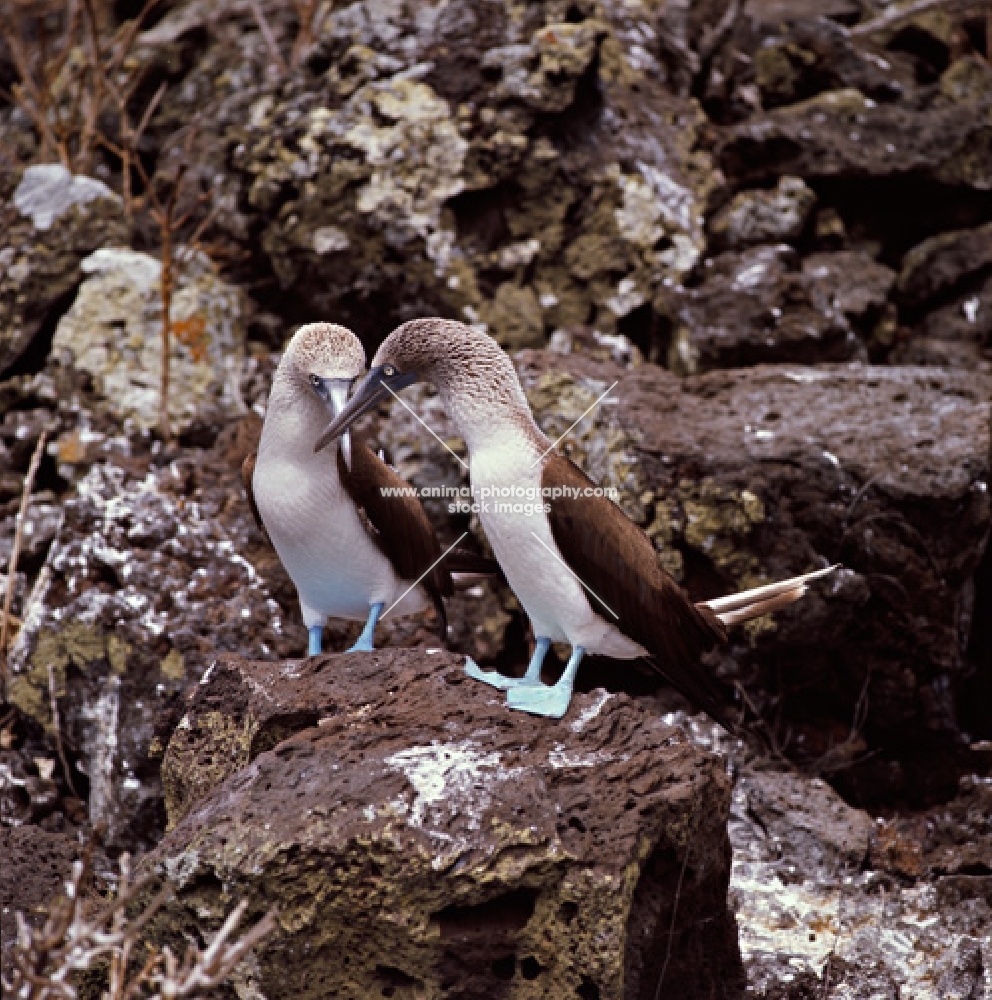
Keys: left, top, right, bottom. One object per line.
{"left": 518, "top": 352, "right": 990, "bottom": 805}
{"left": 0, "top": 826, "right": 79, "bottom": 970}
{"left": 151, "top": 649, "right": 743, "bottom": 1000}
{"left": 656, "top": 246, "right": 896, "bottom": 374}
{"left": 719, "top": 80, "right": 992, "bottom": 192}
{"left": 897, "top": 222, "right": 992, "bottom": 311}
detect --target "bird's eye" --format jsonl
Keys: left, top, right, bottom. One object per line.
{"left": 310, "top": 374, "right": 322, "bottom": 388}
{"left": 382, "top": 364, "right": 396, "bottom": 377}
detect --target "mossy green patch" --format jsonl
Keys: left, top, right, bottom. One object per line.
{"left": 10, "top": 622, "right": 110, "bottom": 730}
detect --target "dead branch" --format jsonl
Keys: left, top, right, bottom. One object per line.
{"left": 1, "top": 846, "right": 277, "bottom": 1000}
{"left": 248, "top": 0, "right": 289, "bottom": 75}
{"left": 46, "top": 662, "right": 79, "bottom": 800}
{"left": 851, "top": 0, "right": 985, "bottom": 37}
{"left": 1, "top": 429, "right": 47, "bottom": 704}
{"left": 290, "top": 0, "right": 318, "bottom": 69}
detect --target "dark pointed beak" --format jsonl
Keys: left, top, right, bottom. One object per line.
{"left": 314, "top": 365, "right": 417, "bottom": 453}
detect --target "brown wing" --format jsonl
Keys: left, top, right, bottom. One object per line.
{"left": 338, "top": 441, "right": 453, "bottom": 645}
{"left": 241, "top": 452, "right": 265, "bottom": 534}
{"left": 543, "top": 453, "right": 737, "bottom": 729}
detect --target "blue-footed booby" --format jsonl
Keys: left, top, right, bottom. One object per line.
{"left": 315, "top": 318, "right": 838, "bottom": 727}
{"left": 244, "top": 322, "right": 494, "bottom": 656}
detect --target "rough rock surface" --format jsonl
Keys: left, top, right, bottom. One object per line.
{"left": 897, "top": 221, "right": 992, "bottom": 311}
{"left": 510, "top": 350, "right": 989, "bottom": 804}
{"left": 892, "top": 222, "right": 992, "bottom": 374}
{"left": 658, "top": 246, "right": 867, "bottom": 374}
{"left": 720, "top": 74, "right": 992, "bottom": 192}
{"left": 143, "top": 0, "right": 725, "bottom": 345}
{"left": 1, "top": 165, "right": 127, "bottom": 376}
{"left": 150, "top": 649, "right": 742, "bottom": 1000}
{"left": 6, "top": 445, "right": 298, "bottom": 851}
{"left": 0, "top": 826, "right": 80, "bottom": 970}
{"left": 50, "top": 247, "right": 247, "bottom": 434}
{"left": 708, "top": 176, "right": 817, "bottom": 251}
{"left": 733, "top": 764, "right": 992, "bottom": 1000}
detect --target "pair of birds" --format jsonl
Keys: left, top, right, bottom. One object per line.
{"left": 245, "top": 319, "right": 835, "bottom": 726}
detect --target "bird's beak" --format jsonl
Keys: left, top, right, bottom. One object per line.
{"left": 325, "top": 384, "right": 353, "bottom": 470}
{"left": 314, "top": 365, "right": 417, "bottom": 454}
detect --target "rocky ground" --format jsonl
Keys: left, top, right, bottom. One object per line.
{"left": 2, "top": 0, "right": 991, "bottom": 997}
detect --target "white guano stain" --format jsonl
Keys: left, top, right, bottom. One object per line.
{"left": 384, "top": 740, "right": 518, "bottom": 828}
{"left": 570, "top": 689, "right": 611, "bottom": 732}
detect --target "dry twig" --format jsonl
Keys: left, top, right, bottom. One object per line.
{"left": 248, "top": 0, "right": 290, "bottom": 75}
{"left": 1, "top": 429, "right": 47, "bottom": 704}
{"left": 46, "top": 662, "right": 79, "bottom": 800}
{"left": 2, "top": 847, "right": 277, "bottom": 1000}
{"left": 0, "top": 1, "right": 156, "bottom": 174}
{"left": 851, "top": 0, "right": 984, "bottom": 36}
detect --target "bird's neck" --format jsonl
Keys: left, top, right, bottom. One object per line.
{"left": 436, "top": 376, "right": 547, "bottom": 461}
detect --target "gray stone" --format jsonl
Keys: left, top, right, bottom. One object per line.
{"left": 0, "top": 165, "right": 127, "bottom": 376}
{"left": 51, "top": 248, "right": 246, "bottom": 434}
{"left": 709, "top": 176, "right": 817, "bottom": 250}
{"left": 13, "top": 164, "right": 118, "bottom": 232}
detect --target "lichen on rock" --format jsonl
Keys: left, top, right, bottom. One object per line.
{"left": 50, "top": 247, "right": 246, "bottom": 434}
{"left": 149, "top": 649, "right": 742, "bottom": 1000}
{"left": 1, "top": 165, "right": 128, "bottom": 376}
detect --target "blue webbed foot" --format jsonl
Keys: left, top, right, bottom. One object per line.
{"left": 463, "top": 657, "right": 542, "bottom": 691}
{"left": 506, "top": 683, "right": 574, "bottom": 719}
{"left": 463, "top": 638, "right": 550, "bottom": 691}
{"left": 505, "top": 645, "right": 585, "bottom": 720}
{"left": 346, "top": 602, "right": 384, "bottom": 653}
{"left": 307, "top": 626, "right": 323, "bottom": 657}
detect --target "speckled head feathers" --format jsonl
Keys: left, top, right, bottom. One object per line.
{"left": 287, "top": 322, "right": 366, "bottom": 380}
{"left": 371, "top": 318, "right": 544, "bottom": 448}
{"left": 371, "top": 319, "right": 516, "bottom": 389}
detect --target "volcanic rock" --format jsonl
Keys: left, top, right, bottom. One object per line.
{"left": 141, "top": 0, "right": 724, "bottom": 343}
{"left": 720, "top": 76, "right": 992, "bottom": 191}
{"left": 897, "top": 221, "right": 992, "bottom": 310}
{"left": 1, "top": 165, "right": 127, "bottom": 377}
{"left": 731, "top": 767, "right": 992, "bottom": 1000}
{"left": 150, "top": 649, "right": 743, "bottom": 1000}
{"left": 6, "top": 452, "right": 299, "bottom": 852}
{"left": 657, "top": 246, "right": 863, "bottom": 375}
{"left": 513, "top": 351, "right": 990, "bottom": 804}
{"left": 0, "top": 826, "right": 80, "bottom": 972}
{"left": 50, "top": 247, "right": 247, "bottom": 435}
{"left": 708, "top": 176, "right": 817, "bottom": 251}
{"left": 892, "top": 272, "right": 992, "bottom": 375}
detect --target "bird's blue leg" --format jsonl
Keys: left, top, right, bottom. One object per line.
{"left": 506, "top": 645, "right": 585, "bottom": 719}
{"left": 307, "top": 626, "right": 323, "bottom": 657}
{"left": 347, "top": 602, "right": 384, "bottom": 652}
{"left": 464, "top": 638, "right": 550, "bottom": 691}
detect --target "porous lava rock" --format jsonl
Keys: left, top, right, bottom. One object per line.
{"left": 657, "top": 246, "right": 864, "bottom": 374}
{"left": 135, "top": 0, "right": 726, "bottom": 344}
{"left": 1, "top": 164, "right": 127, "bottom": 376}
{"left": 6, "top": 452, "right": 299, "bottom": 852}
{"left": 50, "top": 247, "right": 247, "bottom": 435}
{"left": 150, "top": 649, "right": 743, "bottom": 1000}
{"left": 730, "top": 763, "right": 992, "bottom": 999}
{"left": 720, "top": 69, "right": 992, "bottom": 192}
{"left": 891, "top": 272, "right": 992, "bottom": 375}
{"left": 513, "top": 351, "right": 990, "bottom": 805}
{"left": 707, "top": 176, "right": 817, "bottom": 251}
{"left": 0, "top": 826, "right": 80, "bottom": 972}
{"left": 896, "top": 221, "right": 992, "bottom": 311}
